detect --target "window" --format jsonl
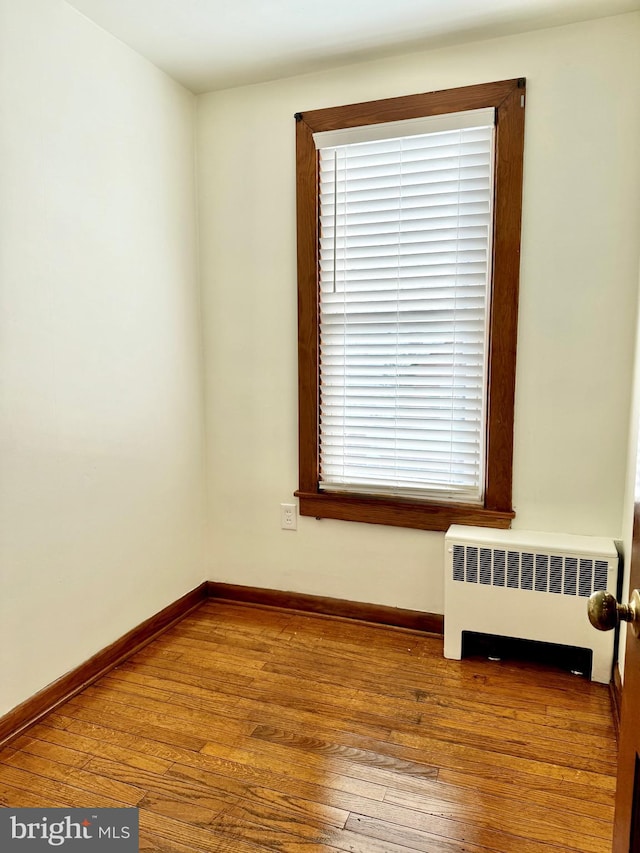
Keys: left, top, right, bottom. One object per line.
{"left": 295, "top": 79, "right": 525, "bottom": 531}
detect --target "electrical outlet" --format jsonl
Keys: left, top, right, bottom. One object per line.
{"left": 280, "top": 503, "right": 297, "bottom": 531}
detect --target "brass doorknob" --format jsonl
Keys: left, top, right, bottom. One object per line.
{"left": 588, "top": 589, "right": 640, "bottom": 637}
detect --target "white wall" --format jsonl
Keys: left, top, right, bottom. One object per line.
{"left": 198, "top": 13, "right": 640, "bottom": 614}
{"left": 617, "top": 266, "right": 640, "bottom": 680}
{"left": 0, "top": 0, "right": 206, "bottom": 715}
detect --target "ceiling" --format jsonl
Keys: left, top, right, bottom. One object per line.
{"left": 65, "top": 0, "right": 638, "bottom": 93}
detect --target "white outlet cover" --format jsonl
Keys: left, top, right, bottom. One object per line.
{"left": 280, "top": 503, "right": 297, "bottom": 530}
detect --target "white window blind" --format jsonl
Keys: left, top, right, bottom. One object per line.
{"left": 315, "top": 109, "right": 496, "bottom": 504}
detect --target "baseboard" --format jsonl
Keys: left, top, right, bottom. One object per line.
{"left": 0, "top": 581, "right": 208, "bottom": 750}
{"left": 207, "top": 581, "right": 444, "bottom": 635}
{"left": 0, "top": 579, "right": 443, "bottom": 749}
{"left": 610, "top": 662, "right": 622, "bottom": 741}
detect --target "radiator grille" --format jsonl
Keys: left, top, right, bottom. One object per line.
{"left": 452, "top": 544, "right": 610, "bottom": 597}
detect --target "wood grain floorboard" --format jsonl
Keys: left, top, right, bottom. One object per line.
{"left": 111, "top": 636, "right": 612, "bottom": 760}
{"left": 0, "top": 599, "right": 617, "bottom": 852}
{"left": 109, "top": 658, "right": 614, "bottom": 755}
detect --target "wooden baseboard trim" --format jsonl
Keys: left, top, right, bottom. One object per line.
{"left": 207, "top": 581, "right": 444, "bottom": 636}
{"left": 0, "top": 580, "right": 442, "bottom": 749}
{"left": 610, "top": 662, "right": 622, "bottom": 741}
{"left": 0, "top": 581, "right": 208, "bottom": 750}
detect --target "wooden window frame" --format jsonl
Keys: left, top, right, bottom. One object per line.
{"left": 295, "top": 78, "right": 525, "bottom": 532}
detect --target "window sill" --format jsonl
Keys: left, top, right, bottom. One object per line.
{"left": 295, "top": 490, "right": 514, "bottom": 532}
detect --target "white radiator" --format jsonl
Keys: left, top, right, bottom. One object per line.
{"left": 444, "top": 525, "right": 618, "bottom": 683}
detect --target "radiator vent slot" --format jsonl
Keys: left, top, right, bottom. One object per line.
{"left": 507, "top": 551, "right": 519, "bottom": 589}
{"left": 452, "top": 545, "right": 464, "bottom": 582}
{"left": 535, "top": 554, "right": 548, "bottom": 592}
{"left": 595, "top": 560, "right": 608, "bottom": 590}
{"left": 480, "top": 548, "right": 492, "bottom": 585}
{"left": 564, "top": 557, "right": 577, "bottom": 596}
{"left": 452, "top": 544, "right": 608, "bottom": 597}
{"left": 493, "top": 550, "right": 505, "bottom": 586}
{"left": 466, "top": 546, "right": 478, "bottom": 583}
{"left": 550, "top": 555, "right": 563, "bottom": 594}
{"left": 521, "top": 552, "right": 534, "bottom": 591}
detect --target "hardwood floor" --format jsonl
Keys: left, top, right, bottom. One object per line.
{"left": 0, "top": 600, "right": 617, "bottom": 852}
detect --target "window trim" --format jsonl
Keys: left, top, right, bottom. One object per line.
{"left": 295, "top": 79, "right": 525, "bottom": 532}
